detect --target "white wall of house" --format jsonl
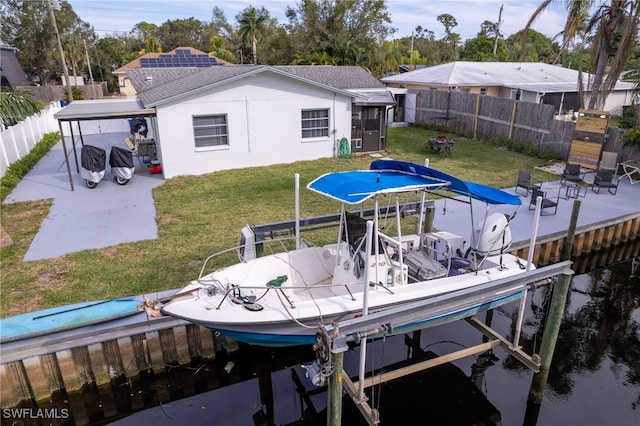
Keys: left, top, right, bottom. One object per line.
{"left": 155, "top": 72, "right": 353, "bottom": 178}
{"left": 603, "top": 91, "right": 633, "bottom": 115}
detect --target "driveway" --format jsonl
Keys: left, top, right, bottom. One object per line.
{"left": 3, "top": 132, "right": 164, "bottom": 261}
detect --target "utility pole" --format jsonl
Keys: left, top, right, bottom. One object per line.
{"left": 492, "top": 4, "right": 503, "bottom": 56}
{"left": 84, "top": 39, "right": 96, "bottom": 99}
{"left": 47, "top": 0, "right": 73, "bottom": 103}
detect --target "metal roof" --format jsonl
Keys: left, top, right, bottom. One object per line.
{"left": 53, "top": 98, "right": 155, "bottom": 121}
{"left": 353, "top": 90, "right": 395, "bottom": 105}
{"left": 381, "top": 61, "right": 634, "bottom": 92}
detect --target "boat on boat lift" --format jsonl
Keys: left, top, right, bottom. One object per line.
{"left": 161, "top": 160, "right": 538, "bottom": 347}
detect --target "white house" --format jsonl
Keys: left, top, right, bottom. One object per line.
{"left": 127, "top": 65, "right": 393, "bottom": 178}
{"left": 382, "top": 62, "right": 635, "bottom": 121}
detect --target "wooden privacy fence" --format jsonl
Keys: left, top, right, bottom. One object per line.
{"left": 16, "top": 83, "right": 107, "bottom": 102}
{"left": 410, "top": 90, "right": 639, "bottom": 164}
{"left": 0, "top": 102, "right": 62, "bottom": 178}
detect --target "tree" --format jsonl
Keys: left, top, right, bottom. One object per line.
{"left": 437, "top": 13, "right": 460, "bottom": 61}
{"left": 520, "top": 0, "right": 594, "bottom": 63}
{"left": 461, "top": 34, "right": 509, "bottom": 61}
{"left": 0, "top": 88, "right": 45, "bottom": 128}
{"left": 62, "top": 31, "right": 84, "bottom": 86}
{"left": 155, "top": 18, "right": 209, "bottom": 52}
{"left": 130, "top": 21, "right": 158, "bottom": 44}
{"left": 237, "top": 6, "right": 269, "bottom": 64}
{"left": 285, "top": 0, "right": 394, "bottom": 75}
{"left": 584, "top": 0, "right": 640, "bottom": 109}
{"left": 1, "top": 0, "right": 93, "bottom": 86}
{"left": 209, "top": 35, "right": 235, "bottom": 63}
{"left": 506, "top": 29, "right": 559, "bottom": 62}
{"left": 143, "top": 36, "right": 162, "bottom": 54}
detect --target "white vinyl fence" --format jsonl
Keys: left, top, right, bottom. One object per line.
{"left": 0, "top": 102, "right": 136, "bottom": 178}
{"left": 0, "top": 102, "right": 63, "bottom": 178}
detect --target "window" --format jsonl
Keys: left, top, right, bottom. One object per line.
{"left": 301, "top": 109, "right": 329, "bottom": 138}
{"left": 460, "top": 87, "right": 470, "bottom": 93}
{"left": 480, "top": 88, "right": 487, "bottom": 95}
{"left": 193, "top": 115, "right": 228, "bottom": 147}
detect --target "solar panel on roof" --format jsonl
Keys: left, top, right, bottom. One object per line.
{"left": 139, "top": 51, "right": 220, "bottom": 68}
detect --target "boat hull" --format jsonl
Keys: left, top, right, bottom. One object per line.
{"left": 177, "top": 290, "right": 523, "bottom": 347}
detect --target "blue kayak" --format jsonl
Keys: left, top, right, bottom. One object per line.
{"left": 0, "top": 298, "right": 142, "bottom": 343}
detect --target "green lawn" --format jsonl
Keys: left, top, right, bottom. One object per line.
{"left": 0, "top": 126, "right": 557, "bottom": 317}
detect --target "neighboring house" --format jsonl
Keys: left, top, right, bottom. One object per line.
{"left": 0, "top": 47, "right": 28, "bottom": 89}
{"left": 381, "top": 61, "right": 635, "bottom": 122}
{"left": 127, "top": 65, "right": 394, "bottom": 178}
{"left": 113, "top": 47, "right": 229, "bottom": 96}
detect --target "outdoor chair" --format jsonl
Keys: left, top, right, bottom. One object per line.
{"left": 592, "top": 169, "right": 619, "bottom": 195}
{"left": 529, "top": 187, "right": 559, "bottom": 216}
{"left": 598, "top": 151, "right": 618, "bottom": 175}
{"left": 560, "top": 163, "right": 585, "bottom": 186}
{"left": 515, "top": 170, "right": 540, "bottom": 196}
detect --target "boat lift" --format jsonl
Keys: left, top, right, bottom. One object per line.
{"left": 313, "top": 260, "right": 574, "bottom": 426}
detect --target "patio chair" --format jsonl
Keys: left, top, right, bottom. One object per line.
{"left": 529, "top": 187, "right": 559, "bottom": 216}
{"left": 598, "top": 151, "right": 618, "bottom": 175}
{"left": 515, "top": 170, "right": 539, "bottom": 196}
{"left": 592, "top": 169, "right": 619, "bottom": 195}
{"left": 560, "top": 163, "right": 585, "bottom": 186}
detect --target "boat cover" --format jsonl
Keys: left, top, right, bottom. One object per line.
{"left": 308, "top": 160, "right": 521, "bottom": 206}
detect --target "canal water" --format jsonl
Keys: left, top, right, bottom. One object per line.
{"left": 20, "top": 253, "right": 640, "bottom": 426}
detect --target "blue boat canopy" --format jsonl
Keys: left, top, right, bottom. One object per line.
{"left": 307, "top": 160, "right": 521, "bottom": 206}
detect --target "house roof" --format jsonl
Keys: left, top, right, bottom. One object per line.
{"left": 274, "top": 66, "right": 386, "bottom": 90}
{"left": 113, "top": 47, "right": 229, "bottom": 73}
{"left": 0, "top": 47, "right": 28, "bottom": 88}
{"left": 381, "top": 61, "right": 634, "bottom": 92}
{"left": 129, "top": 65, "right": 381, "bottom": 108}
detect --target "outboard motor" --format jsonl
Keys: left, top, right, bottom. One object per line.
{"left": 472, "top": 213, "right": 512, "bottom": 257}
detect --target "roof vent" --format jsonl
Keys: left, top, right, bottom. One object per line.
{"left": 145, "top": 75, "right": 153, "bottom": 82}
{"left": 517, "top": 66, "right": 523, "bottom": 71}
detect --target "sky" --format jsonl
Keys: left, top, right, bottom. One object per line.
{"left": 66, "top": 0, "right": 574, "bottom": 42}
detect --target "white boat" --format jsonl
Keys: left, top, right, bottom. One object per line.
{"left": 161, "top": 160, "right": 535, "bottom": 347}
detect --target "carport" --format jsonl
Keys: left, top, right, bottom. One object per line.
{"left": 53, "top": 98, "right": 156, "bottom": 191}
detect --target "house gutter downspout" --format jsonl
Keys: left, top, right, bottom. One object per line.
{"left": 245, "top": 96, "right": 251, "bottom": 152}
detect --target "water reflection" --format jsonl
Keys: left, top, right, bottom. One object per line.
{"left": 498, "top": 253, "right": 640, "bottom": 425}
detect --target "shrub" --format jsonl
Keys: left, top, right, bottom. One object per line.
{"left": 622, "top": 128, "right": 640, "bottom": 148}
{"left": 0, "top": 132, "right": 60, "bottom": 201}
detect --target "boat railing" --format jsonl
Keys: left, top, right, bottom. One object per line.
{"left": 198, "top": 236, "right": 316, "bottom": 280}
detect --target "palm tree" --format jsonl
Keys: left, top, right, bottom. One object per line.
{"left": 143, "top": 36, "right": 162, "bottom": 54}
{"left": 237, "top": 7, "right": 268, "bottom": 65}
{"left": 584, "top": 0, "right": 639, "bottom": 109}
{"left": 523, "top": 0, "right": 639, "bottom": 110}
{"left": 0, "top": 89, "right": 45, "bottom": 129}
{"left": 520, "top": 0, "right": 594, "bottom": 63}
